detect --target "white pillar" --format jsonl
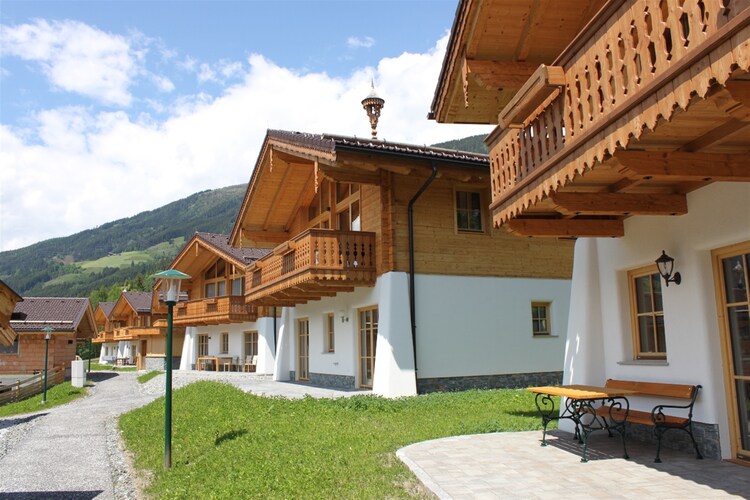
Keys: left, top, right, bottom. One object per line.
{"left": 179, "top": 326, "right": 197, "bottom": 370}
{"left": 273, "top": 307, "right": 292, "bottom": 381}
{"left": 257, "top": 316, "right": 276, "bottom": 375}
{"left": 372, "top": 272, "right": 417, "bottom": 397}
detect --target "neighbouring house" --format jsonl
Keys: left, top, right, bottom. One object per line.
{"left": 108, "top": 291, "right": 182, "bottom": 370}
{"left": 158, "top": 232, "right": 274, "bottom": 374}
{"left": 229, "top": 129, "right": 575, "bottom": 397}
{"left": 430, "top": 0, "right": 750, "bottom": 460}
{"left": 2, "top": 297, "right": 96, "bottom": 375}
{"left": 92, "top": 301, "right": 117, "bottom": 364}
{"left": 0, "top": 280, "right": 23, "bottom": 347}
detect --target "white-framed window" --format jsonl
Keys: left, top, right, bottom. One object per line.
{"left": 531, "top": 302, "right": 551, "bottom": 336}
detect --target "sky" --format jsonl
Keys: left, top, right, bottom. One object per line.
{"left": 0, "top": 0, "right": 492, "bottom": 252}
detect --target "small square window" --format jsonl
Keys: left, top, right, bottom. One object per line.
{"left": 455, "top": 191, "right": 483, "bottom": 232}
{"left": 531, "top": 302, "right": 551, "bottom": 336}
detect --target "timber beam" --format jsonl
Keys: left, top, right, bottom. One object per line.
{"left": 463, "top": 59, "right": 539, "bottom": 90}
{"left": 506, "top": 218, "right": 625, "bottom": 237}
{"left": 550, "top": 192, "right": 688, "bottom": 216}
{"left": 614, "top": 151, "right": 750, "bottom": 181}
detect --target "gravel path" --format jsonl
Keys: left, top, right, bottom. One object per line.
{"left": 0, "top": 370, "right": 367, "bottom": 499}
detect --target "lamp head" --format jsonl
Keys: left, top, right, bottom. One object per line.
{"left": 153, "top": 270, "right": 191, "bottom": 303}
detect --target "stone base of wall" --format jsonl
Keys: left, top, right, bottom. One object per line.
{"left": 417, "top": 371, "right": 563, "bottom": 393}
{"left": 626, "top": 421, "right": 720, "bottom": 460}
{"left": 309, "top": 372, "right": 355, "bottom": 389}
{"left": 144, "top": 357, "right": 180, "bottom": 371}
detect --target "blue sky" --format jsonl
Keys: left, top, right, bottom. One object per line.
{"left": 1, "top": 1, "right": 490, "bottom": 251}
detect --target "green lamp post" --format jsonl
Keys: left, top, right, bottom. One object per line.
{"left": 153, "top": 269, "right": 190, "bottom": 469}
{"left": 42, "top": 326, "right": 53, "bottom": 404}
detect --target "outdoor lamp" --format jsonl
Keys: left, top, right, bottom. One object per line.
{"left": 152, "top": 269, "right": 191, "bottom": 469}
{"left": 655, "top": 250, "right": 681, "bottom": 287}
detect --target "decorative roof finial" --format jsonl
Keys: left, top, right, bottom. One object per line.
{"left": 361, "top": 80, "right": 385, "bottom": 139}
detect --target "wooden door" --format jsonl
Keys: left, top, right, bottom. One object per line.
{"left": 714, "top": 242, "right": 750, "bottom": 461}
{"left": 297, "top": 319, "right": 309, "bottom": 381}
{"left": 358, "top": 307, "right": 378, "bottom": 388}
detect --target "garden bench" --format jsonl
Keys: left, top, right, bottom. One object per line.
{"left": 595, "top": 379, "right": 703, "bottom": 462}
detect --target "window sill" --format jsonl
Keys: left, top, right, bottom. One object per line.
{"left": 617, "top": 359, "right": 669, "bottom": 366}
{"left": 532, "top": 334, "right": 559, "bottom": 338}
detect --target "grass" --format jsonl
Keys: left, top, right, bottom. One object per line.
{"left": 0, "top": 382, "right": 88, "bottom": 418}
{"left": 87, "top": 360, "right": 137, "bottom": 372}
{"left": 138, "top": 371, "right": 163, "bottom": 384}
{"left": 120, "top": 382, "right": 550, "bottom": 499}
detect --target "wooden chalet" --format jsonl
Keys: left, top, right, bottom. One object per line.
{"left": 431, "top": 0, "right": 750, "bottom": 461}
{"left": 158, "top": 232, "right": 275, "bottom": 373}
{"left": 3, "top": 298, "right": 96, "bottom": 374}
{"left": 109, "top": 291, "right": 180, "bottom": 370}
{"left": 92, "top": 301, "right": 117, "bottom": 363}
{"left": 230, "top": 129, "right": 575, "bottom": 396}
{"left": 0, "top": 280, "right": 23, "bottom": 347}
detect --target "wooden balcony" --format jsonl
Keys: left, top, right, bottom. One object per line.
{"left": 247, "top": 229, "right": 377, "bottom": 306}
{"left": 92, "top": 331, "right": 114, "bottom": 344}
{"left": 113, "top": 326, "right": 165, "bottom": 340}
{"left": 173, "top": 296, "right": 258, "bottom": 326}
{"left": 487, "top": 0, "right": 750, "bottom": 235}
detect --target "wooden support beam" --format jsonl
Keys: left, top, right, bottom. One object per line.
{"left": 463, "top": 59, "right": 539, "bottom": 90}
{"left": 550, "top": 192, "right": 688, "bottom": 216}
{"left": 679, "top": 118, "right": 750, "bottom": 152}
{"left": 615, "top": 151, "right": 750, "bottom": 181}
{"left": 499, "top": 64, "right": 565, "bottom": 128}
{"left": 506, "top": 218, "right": 625, "bottom": 237}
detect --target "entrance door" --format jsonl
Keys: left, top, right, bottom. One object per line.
{"left": 297, "top": 319, "right": 309, "bottom": 381}
{"left": 358, "top": 307, "right": 378, "bottom": 388}
{"left": 715, "top": 242, "right": 750, "bottom": 461}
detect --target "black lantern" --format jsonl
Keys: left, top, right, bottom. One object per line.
{"left": 655, "top": 250, "right": 681, "bottom": 287}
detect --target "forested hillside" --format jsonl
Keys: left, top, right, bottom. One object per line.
{"left": 432, "top": 134, "right": 488, "bottom": 154}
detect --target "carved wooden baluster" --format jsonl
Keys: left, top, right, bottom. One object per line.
{"left": 345, "top": 240, "right": 351, "bottom": 268}
{"left": 353, "top": 241, "right": 359, "bottom": 268}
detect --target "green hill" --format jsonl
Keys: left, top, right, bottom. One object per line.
{"left": 0, "top": 184, "right": 246, "bottom": 297}
{"left": 432, "top": 134, "right": 488, "bottom": 154}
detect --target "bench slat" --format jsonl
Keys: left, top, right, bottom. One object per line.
{"left": 594, "top": 406, "right": 689, "bottom": 427}
{"left": 605, "top": 379, "right": 696, "bottom": 399}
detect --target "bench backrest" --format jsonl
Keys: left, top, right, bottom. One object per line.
{"left": 605, "top": 379, "right": 698, "bottom": 400}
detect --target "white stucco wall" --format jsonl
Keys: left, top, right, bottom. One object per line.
{"left": 562, "top": 182, "right": 750, "bottom": 458}
{"left": 415, "top": 274, "right": 571, "bottom": 378}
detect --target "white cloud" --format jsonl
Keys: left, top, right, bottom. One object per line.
{"left": 0, "top": 19, "right": 139, "bottom": 106}
{"left": 0, "top": 33, "right": 491, "bottom": 252}
{"left": 197, "top": 63, "right": 217, "bottom": 83}
{"left": 153, "top": 74, "right": 175, "bottom": 92}
{"left": 347, "top": 36, "right": 375, "bottom": 49}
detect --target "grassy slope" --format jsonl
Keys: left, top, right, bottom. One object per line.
{"left": 120, "top": 382, "right": 548, "bottom": 499}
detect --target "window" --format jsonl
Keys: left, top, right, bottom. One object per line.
{"left": 244, "top": 331, "right": 258, "bottom": 357}
{"left": 325, "top": 313, "right": 335, "bottom": 353}
{"left": 197, "top": 334, "right": 209, "bottom": 357}
{"left": 204, "top": 259, "right": 227, "bottom": 298}
{"left": 531, "top": 302, "right": 551, "bottom": 336}
{"left": 220, "top": 332, "right": 229, "bottom": 354}
{"left": 628, "top": 265, "right": 666, "bottom": 359}
{"left": 0, "top": 338, "right": 19, "bottom": 355}
{"left": 231, "top": 277, "right": 245, "bottom": 296}
{"left": 456, "top": 190, "right": 483, "bottom": 232}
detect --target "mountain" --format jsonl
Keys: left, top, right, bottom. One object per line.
{"left": 0, "top": 184, "right": 247, "bottom": 297}
{"left": 0, "top": 135, "right": 488, "bottom": 299}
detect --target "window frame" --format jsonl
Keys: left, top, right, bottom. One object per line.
{"left": 243, "top": 331, "right": 258, "bottom": 358}
{"left": 220, "top": 332, "right": 229, "bottom": 354}
{"left": 324, "top": 312, "right": 335, "bottom": 353}
{"left": 531, "top": 301, "right": 552, "bottom": 336}
{"left": 454, "top": 188, "right": 485, "bottom": 233}
{"left": 0, "top": 337, "right": 20, "bottom": 355}
{"left": 628, "top": 264, "right": 667, "bottom": 360}
{"left": 197, "top": 334, "right": 209, "bottom": 357}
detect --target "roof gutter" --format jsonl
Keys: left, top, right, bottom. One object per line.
{"left": 407, "top": 162, "right": 438, "bottom": 382}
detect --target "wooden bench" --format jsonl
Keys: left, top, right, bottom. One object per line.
{"left": 595, "top": 379, "right": 703, "bottom": 462}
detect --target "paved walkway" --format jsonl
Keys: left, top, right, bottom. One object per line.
{"left": 398, "top": 429, "right": 750, "bottom": 499}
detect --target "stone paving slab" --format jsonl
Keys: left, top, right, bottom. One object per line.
{"left": 398, "top": 430, "right": 750, "bottom": 499}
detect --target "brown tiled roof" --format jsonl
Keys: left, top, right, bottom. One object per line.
{"left": 195, "top": 233, "right": 270, "bottom": 264}
{"left": 11, "top": 297, "right": 92, "bottom": 332}
{"left": 122, "top": 292, "right": 152, "bottom": 313}
{"left": 97, "top": 301, "right": 116, "bottom": 317}
{"left": 266, "top": 129, "right": 489, "bottom": 167}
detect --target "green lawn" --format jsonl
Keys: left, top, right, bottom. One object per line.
{"left": 0, "top": 382, "right": 88, "bottom": 418}
{"left": 87, "top": 360, "right": 137, "bottom": 372}
{"left": 120, "top": 382, "right": 549, "bottom": 498}
{"left": 137, "top": 371, "right": 163, "bottom": 384}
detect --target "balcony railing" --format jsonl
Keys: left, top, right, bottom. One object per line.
{"left": 113, "top": 326, "right": 164, "bottom": 340}
{"left": 488, "top": 0, "right": 745, "bottom": 224}
{"left": 248, "top": 229, "right": 377, "bottom": 305}
{"left": 173, "top": 296, "right": 258, "bottom": 326}
{"left": 92, "top": 330, "right": 115, "bottom": 343}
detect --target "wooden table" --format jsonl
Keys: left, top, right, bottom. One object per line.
{"left": 527, "top": 385, "right": 639, "bottom": 462}
{"left": 197, "top": 356, "right": 234, "bottom": 371}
